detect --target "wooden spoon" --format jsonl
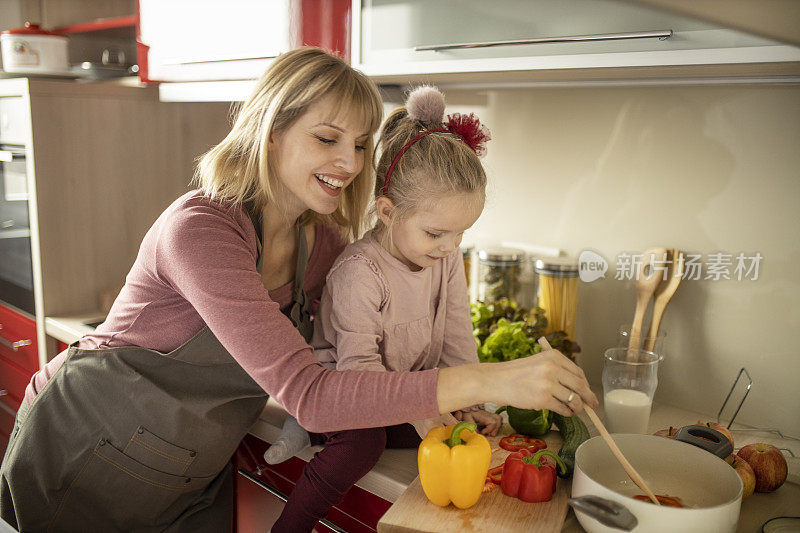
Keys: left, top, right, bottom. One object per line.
{"left": 645, "top": 249, "right": 684, "bottom": 352}
{"left": 627, "top": 247, "right": 667, "bottom": 360}
{"left": 538, "top": 337, "right": 661, "bottom": 506}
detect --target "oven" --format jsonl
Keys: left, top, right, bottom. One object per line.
{"left": 0, "top": 144, "right": 34, "bottom": 315}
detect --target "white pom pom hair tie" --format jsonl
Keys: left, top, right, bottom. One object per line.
{"left": 406, "top": 85, "right": 446, "bottom": 124}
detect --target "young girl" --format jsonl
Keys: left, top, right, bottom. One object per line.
{"left": 266, "top": 86, "right": 503, "bottom": 532}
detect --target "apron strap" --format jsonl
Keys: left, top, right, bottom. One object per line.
{"left": 246, "top": 203, "right": 314, "bottom": 342}
{"left": 289, "top": 224, "right": 314, "bottom": 342}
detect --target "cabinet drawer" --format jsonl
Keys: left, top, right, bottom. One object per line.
{"left": 0, "top": 96, "right": 30, "bottom": 145}
{"left": 0, "top": 304, "right": 38, "bottom": 373}
{"left": 0, "top": 357, "right": 33, "bottom": 411}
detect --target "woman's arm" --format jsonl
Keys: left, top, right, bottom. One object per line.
{"left": 158, "top": 203, "right": 442, "bottom": 432}
{"left": 437, "top": 353, "right": 598, "bottom": 417}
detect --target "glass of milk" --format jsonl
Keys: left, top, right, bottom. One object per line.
{"left": 602, "top": 347, "right": 663, "bottom": 434}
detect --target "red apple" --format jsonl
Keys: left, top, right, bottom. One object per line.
{"left": 737, "top": 443, "right": 788, "bottom": 493}
{"left": 726, "top": 454, "right": 756, "bottom": 499}
{"left": 653, "top": 426, "right": 678, "bottom": 438}
{"left": 699, "top": 421, "right": 734, "bottom": 448}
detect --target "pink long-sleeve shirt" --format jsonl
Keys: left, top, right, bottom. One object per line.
{"left": 25, "top": 190, "right": 440, "bottom": 432}
{"left": 312, "top": 231, "right": 478, "bottom": 373}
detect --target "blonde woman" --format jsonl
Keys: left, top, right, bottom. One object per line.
{"left": 0, "top": 49, "right": 596, "bottom": 532}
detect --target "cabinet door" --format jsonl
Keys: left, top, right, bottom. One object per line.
{"left": 139, "top": 0, "right": 295, "bottom": 82}
{"left": 354, "top": 0, "right": 800, "bottom": 80}
{"left": 0, "top": 303, "right": 38, "bottom": 374}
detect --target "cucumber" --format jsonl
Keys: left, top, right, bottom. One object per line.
{"left": 552, "top": 412, "right": 590, "bottom": 478}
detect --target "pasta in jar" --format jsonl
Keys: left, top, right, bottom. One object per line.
{"left": 535, "top": 258, "right": 578, "bottom": 339}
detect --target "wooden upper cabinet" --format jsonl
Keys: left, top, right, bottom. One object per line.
{"left": 351, "top": 0, "right": 800, "bottom": 84}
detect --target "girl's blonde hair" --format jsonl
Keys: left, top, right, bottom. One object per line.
{"left": 375, "top": 105, "right": 487, "bottom": 236}
{"left": 194, "top": 47, "right": 383, "bottom": 240}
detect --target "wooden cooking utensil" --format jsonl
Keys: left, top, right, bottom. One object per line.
{"left": 645, "top": 249, "right": 684, "bottom": 352}
{"left": 538, "top": 337, "right": 661, "bottom": 506}
{"left": 627, "top": 247, "right": 667, "bottom": 359}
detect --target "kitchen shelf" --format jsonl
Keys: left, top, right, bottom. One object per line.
{"left": 53, "top": 15, "right": 137, "bottom": 40}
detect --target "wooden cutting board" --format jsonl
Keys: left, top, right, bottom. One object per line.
{"left": 377, "top": 427, "right": 570, "bottom": 533}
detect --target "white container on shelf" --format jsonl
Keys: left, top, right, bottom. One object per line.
{"left": 1, "top": 23, "right": 69, "bottom": 75}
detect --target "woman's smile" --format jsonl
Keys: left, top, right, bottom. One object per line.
{"left": 314, "top": 173, "right": 348, "bottom": 196}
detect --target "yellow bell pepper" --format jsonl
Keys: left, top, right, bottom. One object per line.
{"left": 417, "top": 421, "right": 492, "bottom": 509}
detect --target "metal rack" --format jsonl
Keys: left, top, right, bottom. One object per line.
{"left": 717, "top": 367, "right": 798, "bottom": 457}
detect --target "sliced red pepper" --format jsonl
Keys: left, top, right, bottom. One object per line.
{"left": 487, "top": 465, "right": 504, "bottom": 484}
{"left": 500, "top": 449, "right": 566, "bottom": 503}
{"left": 499, "top": 434, "right": 547, "bottom": 453}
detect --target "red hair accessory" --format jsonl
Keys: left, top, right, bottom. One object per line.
{"left": 445, "top": 113, "right": 492, "bottom": 157}
{"left": 381, "top": 114, "right": 491, "bottom": 195}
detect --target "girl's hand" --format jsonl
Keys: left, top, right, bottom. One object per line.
{"left": 457, "top": 409, "right": 502, "bottom": 437}
{"left": 411, "top": 412, "right": 459, "bottom": 439}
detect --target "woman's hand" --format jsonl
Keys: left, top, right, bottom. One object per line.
{"left": 437, "top": 349, "right": 598, "bottom": 418}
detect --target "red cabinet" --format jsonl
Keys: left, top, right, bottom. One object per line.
{"left": 234, "top": 434, "right": 392, "bottom": 533}
{"left": 0, "top": 303, "right": 38, "bottom": 456}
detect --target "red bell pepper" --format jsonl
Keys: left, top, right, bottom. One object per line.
{"left": 500, "top": 449, "right": 567, "bottom": 503}
{"left": 499, "top": 434, "right": 547, "bottom": 453}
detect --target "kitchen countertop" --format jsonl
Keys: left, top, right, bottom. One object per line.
{"left": 46, "top": 316, "right": 799, "bottom": 531}
{"left": 254, "top": 390, "right": 800, "bottom": 533}
{"left": 45, "top": 313, "right": 105, "bottom": 346}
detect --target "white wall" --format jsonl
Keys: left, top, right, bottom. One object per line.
{"left": 438, "top": 83, "right": 800, "bottom": 436}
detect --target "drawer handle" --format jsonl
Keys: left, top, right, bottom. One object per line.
{"left": 166, "top": 55, "right": 278, "bottom": 66}
{"left": 0, "top": 149, "right": 25, "bottom": 162}
{"left": 0, "top": 334, "right": 31, "bottom": 351}
{"left": 415, "top": 29, "right": 673, "bottom": 52}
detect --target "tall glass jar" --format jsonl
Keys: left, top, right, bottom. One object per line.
{"left": 477, "top": 247, "right": 523, "bottom": 303}
{"left": 535, "top": 257, "right": 579, "bottom": 338}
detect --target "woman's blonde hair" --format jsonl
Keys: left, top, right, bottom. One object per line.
{"left": 375, "top": 105, "right": 487, "bottom": 238}
{"left": 194, "top": 47, "right": 383, "bottom": 239}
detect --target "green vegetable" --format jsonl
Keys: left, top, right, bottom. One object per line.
{"left": 479, "top": 319, "right": 542, "bottom": 362}
{"left": 470, "top": 299, "right": 580, "bottom": 361}
{"left": 495, "top": 406, "right": 553, "bottom": 437}
{"left": 551, "top": 412, "right": 591, "bottom": 478}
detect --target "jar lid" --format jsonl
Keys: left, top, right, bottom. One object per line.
{"left": 1, "top": 22, "right": 65, "bottom": 37}
{"left": 535, "top": 256, "right": 578, "bottom": 277}
{"left": 478, "top": 247, "right": 523, "bottom": 265}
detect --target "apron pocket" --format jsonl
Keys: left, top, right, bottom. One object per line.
{"left": 50, "top": 439, "right": 214, "bottom": 530}
{"left": 123, "top": 426, "right": 197, "bottom": 476}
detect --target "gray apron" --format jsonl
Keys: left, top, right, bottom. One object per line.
{"left": 0, "top": 217, "right": 313, "bottom": 532}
